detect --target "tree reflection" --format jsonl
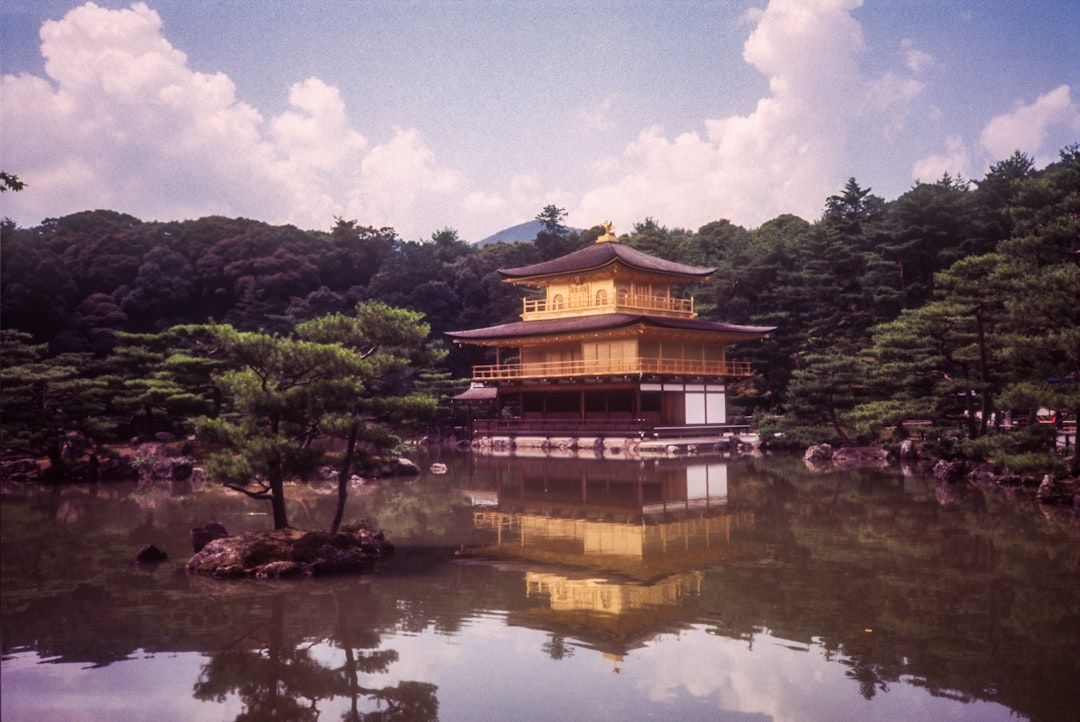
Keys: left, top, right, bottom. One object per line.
{"left": 193, "top": 593, "right": 438, "bottom": 721}
{"left": 541, "top": 633, "right": 574, "bottom": 661}
{"left": 846, "top": 659, "right": 890, "bottom": 700}
{"left": 334, "top": 590, "right": 438, "bottom": 721}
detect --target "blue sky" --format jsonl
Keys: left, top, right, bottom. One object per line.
{"left": 2, "top": 1, "right": 1078, "bottom": 242}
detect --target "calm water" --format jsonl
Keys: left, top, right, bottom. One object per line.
{"left": 2, "top": 452, "right": 1077, "bottom": 722}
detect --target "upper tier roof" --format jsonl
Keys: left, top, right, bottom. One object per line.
{"left": 499, "top": 241, "right": 715, "bottom": 281}
{"left": 447, "top": 313, "right": 775, "bottom": 342}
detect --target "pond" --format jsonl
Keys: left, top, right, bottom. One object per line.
{"left": 2, "top": 452, "right": 1077, "bottom": 722}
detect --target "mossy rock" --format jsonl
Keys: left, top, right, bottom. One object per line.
{"left": 185, "top": 527, "right": 393, "bottom": 579}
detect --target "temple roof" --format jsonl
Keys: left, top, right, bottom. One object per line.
{"left": 499, "top": 242, "right": 715, "bottom": 281}
{"left": 447, "top": 313, "right": 775, "bottom": 342}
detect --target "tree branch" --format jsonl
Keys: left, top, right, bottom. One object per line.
{"left": 224, "top": 482, "right": 273, "bottom": 500}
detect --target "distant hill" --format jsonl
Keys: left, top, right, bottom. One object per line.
{"left": 474, "top": 220, "right": 545, "bottom": 247}
{"left": 475, "top": 220, "right": 585, "bottom": 247}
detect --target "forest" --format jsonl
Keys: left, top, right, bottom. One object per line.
{"left": 1, "top": 146, "right": 1078, "bottom": 481}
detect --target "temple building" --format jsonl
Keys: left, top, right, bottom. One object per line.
{"left": 447, "top": 222, "right": 774, "bottom": 451}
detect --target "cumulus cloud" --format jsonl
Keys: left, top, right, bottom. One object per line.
{"left": 911, "top": 135, "right": 970, "bottom": 182}
{"left": 575, "top": 0, "right": 868, "bottom": 231}
{"left": 979, "top": 84, "right": 1080, "bottom": 162}
{"left": 0, "top": 1, "right": 456, "bottom": 235}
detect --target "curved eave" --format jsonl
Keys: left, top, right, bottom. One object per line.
{"left": 447, "top": 314, "right": 776, "bottom": 346}
{"left": 498, "top": 243, "right": 714, "bottom": 283}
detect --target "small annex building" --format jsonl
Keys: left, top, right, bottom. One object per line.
{"left": 447, "top": 222, "right": 775, "bottom": 453}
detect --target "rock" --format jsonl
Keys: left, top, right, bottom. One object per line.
{"left": 1036, "top": 475, "right": 1076, "bottom": 506}
{"left": 185, "top": 527, "right": 394, "bottom": 579}
{"left": 135, "top": 544, "right": 168, "bottom": 563}
{"left": 396, "top": 457, "right": 420, "bottom": 475}
{"left": 255, "top": 561, "right": 307, "bottom": 579}
{"left": 966, "top": 463, "right": 997, "bottom": 485}
{"left": 190, "top": 521, "right": 230, "bottom": 553}
{"left": 899, "top": 439, "right": 917, "bottom": 460}
{"left": 933, "top": 459, "right": 967, "bottom": 484}
{"left": 170, "top": 458, "right": 194, "bottom": 481}
{"left": 804, "top": 444, "right": 833, "bottom": 463}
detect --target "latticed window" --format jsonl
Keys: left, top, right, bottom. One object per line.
{"left": 552, "top": 293, "right": 565, "bottom": 310}
{"left": 569, "top": 283, "right": 589, "bottom": 308}
{"left": 595, "top": 289, "right": 608, "bottom": 306}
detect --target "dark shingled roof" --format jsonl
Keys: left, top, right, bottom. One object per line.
{"left": 499, "top": 242, "right": 715, "bottom": 280}
{"left": 447, "top": 313, "right": 775, "bottom": 342}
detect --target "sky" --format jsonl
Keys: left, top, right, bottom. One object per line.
{"left": 2, "top": 0, "right": 1078, "bottom": 243}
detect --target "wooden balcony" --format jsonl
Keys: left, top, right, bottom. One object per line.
{"left": 471, "top": 357, "right": 753, "bottom": 381}
{"left": 522, "top": 294, "right": 694, "bottom": 320}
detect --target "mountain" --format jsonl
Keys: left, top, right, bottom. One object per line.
{"left": 474, "top": 220, "right": 546, "bottom": 247}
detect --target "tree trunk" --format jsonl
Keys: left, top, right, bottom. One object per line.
{"left": 266, "top": 417, "right": 290, "bottom": 529}
{"left": 827, "top": 387, "right": 850, "bottom": 445}
{"left": 329, "top": 419, "right": 360, "bottom": 534}
{"left": 975, "top": 306, "right": 992, "bottom": 438}
{"left": 270, "top": 480, "right": 289, "bottom": 529}
{"left": 269, "top": 448, "right": 289, "bottom": 529}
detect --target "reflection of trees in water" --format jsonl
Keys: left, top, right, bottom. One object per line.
{"left": 541, "top": 633, "right": 574, "bottom": 661}
{"left": 845, "top": 658, "right": 890, "bottom": 700}
{"left": 193, "top": 593, "right": 438, "bottom": 721}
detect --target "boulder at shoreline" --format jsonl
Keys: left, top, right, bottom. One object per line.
{"left": 185, "top": 527, "right": 393, "bottom": 579}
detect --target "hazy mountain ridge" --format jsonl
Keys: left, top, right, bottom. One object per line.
{"left": 475, "top": 220, "right": 584, "bottom": 247}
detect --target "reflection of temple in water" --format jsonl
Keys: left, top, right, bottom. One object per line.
{"left": 465, "top": 456, "right": 758, "bottom": 657}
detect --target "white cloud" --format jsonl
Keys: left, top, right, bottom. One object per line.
{"left": 901, "top": 38, "right": 935, "bottom": 74}
{"left": 465, "top": 190, "right": 506, "bottom": 214}
{"left": 575, "top": 0, "right": 867, "bottom": 231}
{"left": 510, "top": 174, "right": 541, "bottom": 195}
{"left": 271, "top": 77, "right": 368, "bottom": 171}
{"left": 354, "top": 127, "right": 459, "bottom": 230}
{"left": 0, "top": 1, "right": 457, "bottom": 236}
{"left": 912, "top": 135, "right": 970, "bottom": 182}
{"left": 581, "top": 95, "right": 615, "bottom": 133}
{"left": 865, "top": 71, "right": 926, "bottom": 139}
{"left": 979, "top": 84, "right": 1080, "bottom": 162}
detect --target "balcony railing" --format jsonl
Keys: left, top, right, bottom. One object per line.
{"left": 472, "top": 357, "right": 753, "bottom": 381}
{"left": 522, "top": 294, "right": 694, "bottom": 319}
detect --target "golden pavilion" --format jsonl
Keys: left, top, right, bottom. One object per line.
{"left": 447, "top": 222, "right": 774, "bottom": 451}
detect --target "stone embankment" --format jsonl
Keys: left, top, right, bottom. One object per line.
{"left": 803, "top": 443, "right": 1078, "bottom": 512}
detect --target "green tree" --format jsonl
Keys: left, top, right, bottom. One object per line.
{"left": 875, "top": 175, "right": 978, "bottom": 311}
{"left": 626, "top": 217, "right": 685, "bottom": 259}
{"left": 858, "top": 254, "right": 1008, "bottom": 442}
{"left": 824, "top": 178, "right": 885, "bottom": 237}
{"left": 973, "top": 150, "right": 1035, "bottom": 244}
{"left": 0, "top": 330, "right": 113, "bottom": 475}
{"left": 199, "top": 303, "right": 438, "bottom": 530}
{"left": 296, "top": 302, "right": 442, "bottom": 532}
{"left": 992, "top": 147, "right": 1080, "bottom": 473}
{"left": 534, "top": 204, "right": 577, "bottom": 259}
{"left": 0, "top": 171, "right": 25, "bottom": 192}
{"left": 106, "top": 326, "right": 228, "bottom": 437}
{"left": 779, "top": 351, "right": 867, "bottom": 445}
